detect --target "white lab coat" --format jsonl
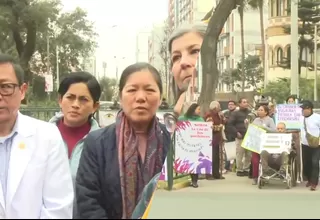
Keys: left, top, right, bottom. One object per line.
{"left": 0, "top": 113, "right": 74, "bottom": 219}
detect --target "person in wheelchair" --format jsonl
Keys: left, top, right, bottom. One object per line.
{"left": 260, "top": 122, "right": 291, "bottom": 177}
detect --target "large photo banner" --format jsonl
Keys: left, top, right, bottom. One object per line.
{"left": 275, "top": 104, "right": 303, "bottom": 129}
{"left": 174, "top": 121, "right": 212, "bottom": 174}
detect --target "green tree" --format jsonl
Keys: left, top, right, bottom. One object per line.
{"left": 221, "top": 54, "right": 264, "bottom": 91}
{"left": 0, "top": 0, "right": 61, "bottom": 82}
{"left": 99, "top": 77, "right": 117, "bottom": 101}
{"left": 199, "top": 0, "right": 240, "bottom": 111}
{"left": 0, "top": 0, "right": 97, "bottom": 83}
{"left": 264, "top": 77, "right": 318, "bottom": 103}
{"left": 32, "top": 7, "right": 97, "bottom": 80}
{"left": 281, "top": 0, "right": 320, "bottom": 74}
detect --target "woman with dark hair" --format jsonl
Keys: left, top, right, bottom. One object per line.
{"left": 286, "top": 95, "right": 296, "bottom": 104}
{"left": 75, "top": 62, "right": 170, "bottom": 219}
{"left": 49, "top": 71, "right": 101, "bottom": 181}
{"left": 178, "top": 103, "right": 204, "bottom": 188}
{"left": 251, "top": 105, "right": 276, "bottom": 185}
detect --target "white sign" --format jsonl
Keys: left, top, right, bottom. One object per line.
{"left": 261, "top": 133, "right": 292, "bottom": 154}
{"left": 45, "top": 75, "right": 53, "bottom": 92}
{"left": 174, "top": 121, "right": 212, "bottom": 174}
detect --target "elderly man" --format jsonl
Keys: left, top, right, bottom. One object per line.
{"left": 204, "top": 101, "right": 226, "bottom": 180}
{"left": 260, "top": 122, "right": 290, "bottom": 177}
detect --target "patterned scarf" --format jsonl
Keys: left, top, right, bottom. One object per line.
{"left": 115, "top": 110, "right": 164, "bottom": 219}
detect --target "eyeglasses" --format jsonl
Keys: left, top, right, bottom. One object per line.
{"left": 0, "top": 83, "right": 19, "bottom": 96}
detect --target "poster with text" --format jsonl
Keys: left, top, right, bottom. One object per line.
{"left": 174, "top": 121, "right": 212, "bottom": 174}
{"left": 241, "top": 124, "right": 266, "bottom": 153}
{"left": 275, "top": 104, "right": 303, "bottom": 130}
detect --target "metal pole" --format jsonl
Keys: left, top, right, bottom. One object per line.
{"left": 46, "top": 33, "right": 51, "bottom": 101}
{"left": 290, "top": 0, "right": 299, "bottom": 97}
{"left": 314, "top": 24, "right": 318, "bottom": 101}
{"left": 56, "top": 45, "right": 59, "bottom": 91}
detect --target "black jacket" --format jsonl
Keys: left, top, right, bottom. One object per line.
{"left": 74, "top": 123, "right": 170, "bottom": 219}
{"left": 228, "top": 108, "right": 251, "bottom": 138}
{"left": 223, "top": 109, "right": 237, "bottom": 142}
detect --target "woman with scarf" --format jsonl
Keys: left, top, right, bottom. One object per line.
{"left": 75, "top": 62, "right": 170, "bottom": 219}
{"left": 204, "top": 101, "right": 226, "bottom": 180}
{"left": 178, "top": 103, "right": 205, "bottom": 188}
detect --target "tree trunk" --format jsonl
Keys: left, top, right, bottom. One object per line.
{"left": 240, "top": 8, "right": 245, "bottom": 92}
{"left": 198, "top": 0, "right": 238, "bottom": 113}
{"left": 259, "top": 2, "right": 265, "bottom": 73}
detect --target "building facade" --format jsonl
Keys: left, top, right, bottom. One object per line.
{"left": 266, "top": 0, "right": 319, "bottom": 83}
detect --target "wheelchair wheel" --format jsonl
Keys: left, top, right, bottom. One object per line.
{"left": 290, "top": 157, "right": 297, "bottom": 187}
{"left": 258, "top": 177, "right": 264, "bottom": 189}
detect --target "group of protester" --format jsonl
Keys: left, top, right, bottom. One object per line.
{"left": 181, "top": 95, "right": 320, "bottom": 192}
{"left": 1, "top": 17, "right": 319, "bottom": 220}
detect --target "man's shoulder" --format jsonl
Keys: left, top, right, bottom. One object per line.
{"left": 19, "top": 113, "right": 61, "bottom": 138}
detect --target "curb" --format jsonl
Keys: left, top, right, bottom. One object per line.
{"left": 172, "top": 180, "right": 190, "bottom": 190}
{"left": 157, "top": 179, "right": 190, "bottom": 190}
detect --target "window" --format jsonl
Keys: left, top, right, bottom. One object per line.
{"left": 276, "top": 48, "right": 283, "bottom": 64}
{"left": 276, "top": 0, "right": 283, "bottom": 16}
{"left": 287, "top": 0, "right": 291, "bottom": 15}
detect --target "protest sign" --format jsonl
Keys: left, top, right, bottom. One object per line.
{"left": 174, "top": 121, "right": 212, "bottom": 174}
{"left": 261, "top": 133, "right": 292, "bottom": 154}
{"left": 275, "top": 104, "right": 303, "bottom": 129}
{"left": 241, "top": 124, "right": 266, "bottom": 153}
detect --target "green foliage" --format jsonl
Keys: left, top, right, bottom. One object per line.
{"left": 221, "top": 54, "right": 263, "bottom": 90}
{"left": 0, "top": 0, "right": 97, "bottom": 83}
{"left": 264, "top": 77, "right": 319, "bottom": 103}
{"left": 281, "top": 0, "right": 320, "bottom": 73}
{"left": 99, "top": 77, "right": 117, "bottom": 101}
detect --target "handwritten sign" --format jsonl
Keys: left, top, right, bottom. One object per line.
{"left": 275, "top": 104, "right": 303, "bottom": 129}
{"left": 174, "top": 121, "right": 212, "bottom": 174}
{"left": 261, "top": 133, "right": 292, "bottom": 154}
{"left": 241, "top": 124, "right": 266, "bottom": 153}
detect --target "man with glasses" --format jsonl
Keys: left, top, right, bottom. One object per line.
{"left": 0, "top": 54, "right": 73, "bottom": 218}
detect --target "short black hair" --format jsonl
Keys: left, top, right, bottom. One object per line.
{"left": 185, "top": 103, "right": 200, "bottom": 118}
{"left": 119, "top": 62, "right": 163, "bottom": 95}
{"left": 0, "top": 53, "right": 24, "bottom": 85}
{"left": 228, "top": 100, "right": 236, "bottom": 105}
{"left": 58, "top": 71, "right": 101, "bottom": 102}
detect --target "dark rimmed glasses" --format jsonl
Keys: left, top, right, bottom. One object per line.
{"left": 0, "top": 83, "right": 19, "bottom": 96}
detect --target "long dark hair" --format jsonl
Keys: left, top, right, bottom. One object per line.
{"left": 184, "top": 103, "right": 199, "bottom": 118}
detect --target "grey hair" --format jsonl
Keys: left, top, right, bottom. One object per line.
{"left": 169, "top": 22, "right": 208, "bottom": 102}
{"left": 209, "top": 101, "right": 220, "bottom": 110}
{"left": 168, "top": 22, "right": 208, "bottom": 53}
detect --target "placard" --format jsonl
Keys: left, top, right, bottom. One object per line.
{"left": 241, "top": 124, "right": 266, "bottom": 153}
{"left": 275, "top": 104, "right": 303, "bottom": 129}
{"left": 174, "top": 121, "right": 212, "bottom": 174}
{"left": 261, "top": 133, "right": 292, "bottom": 154}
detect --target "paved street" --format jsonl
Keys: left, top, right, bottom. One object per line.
{"left": 148, "top": 173, "right": 320, "bottom": 219}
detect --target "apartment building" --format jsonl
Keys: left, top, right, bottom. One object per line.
{"left": 266, "top": 0, "right": 320, "bottom": 83}
{"left": 168, "top": 0, "right": 216, "bottom": 31}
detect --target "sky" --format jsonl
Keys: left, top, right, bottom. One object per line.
{"left": 61, "top": 0, "right": 168, "bottom": 79}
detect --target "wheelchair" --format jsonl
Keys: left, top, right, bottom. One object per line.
{"left": 257, "top": 136, "right": 298, "bottom": 189}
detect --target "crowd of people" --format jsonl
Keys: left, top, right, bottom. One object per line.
{"left": 180, "top": 96, "right": 320, "bottom": 192}
{"left": 0, "top": 18, "right": 319, "bottom": 220}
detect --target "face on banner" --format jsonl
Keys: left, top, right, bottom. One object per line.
{"left": 163, "top": 34, "right": 203, "bottom": 132}
{"left": 170, "top": 31, "right": 204, "bottom": 118}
